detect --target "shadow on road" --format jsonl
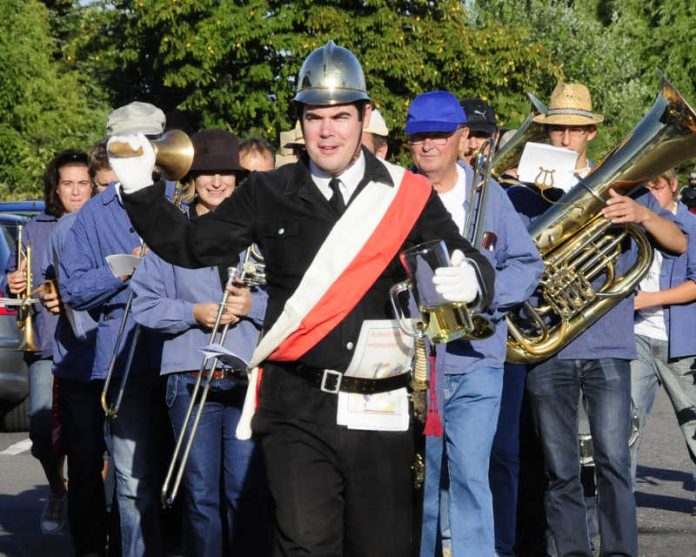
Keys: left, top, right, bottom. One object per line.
{"left": 0, "top": 485, "right": 73, "bottom": 556}
{"left": 635, "top": 464, "right": 695, "bottom": 514}
{"left": 636, "top": 464, "right": 695, "bottom": 490}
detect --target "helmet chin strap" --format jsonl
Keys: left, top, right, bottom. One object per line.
{"left": 328, "top": 140, "right": 363, "bottom": 178}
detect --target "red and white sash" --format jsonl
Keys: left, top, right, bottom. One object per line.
{"left": 237, "top": 161, "right": 431, "bottom": 439}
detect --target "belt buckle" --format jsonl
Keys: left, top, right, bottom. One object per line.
{"left": 320, "top": 369, "right": 342, "bottom": 394}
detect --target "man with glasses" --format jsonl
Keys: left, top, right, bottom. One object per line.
{"left": 406, "top": 90, "right": 543, "bottom": 557}
{"left": 518, "top": 82, "right": 687, "bottom": 557}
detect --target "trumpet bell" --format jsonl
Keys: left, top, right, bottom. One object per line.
{"left": 108, "top": 129, "right": 195, "bottom": 181}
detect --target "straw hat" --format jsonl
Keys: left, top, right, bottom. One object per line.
{"left": 533, "top": 83, "right": 603, "bottom": 126}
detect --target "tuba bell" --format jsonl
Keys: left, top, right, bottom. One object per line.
{"left": 506, "top": 72, "right": 696, "bottom": 364}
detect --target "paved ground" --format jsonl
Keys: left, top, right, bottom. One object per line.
{"left": 0, "top": 387, "right": 694, "bottom": 556}
{"left": 633, "top": 387, "right": 696, "bottom": 557}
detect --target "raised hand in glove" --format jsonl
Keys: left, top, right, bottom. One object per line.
{"left": 432, "top": 249, "right": 481, "bottom": 303}
{"left": 106, "top": 133, "right": 156, "bottom": 194}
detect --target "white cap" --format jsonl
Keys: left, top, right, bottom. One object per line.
{"left": 106, "top": 102, "right": 166, "bottom": 137}
{"left": 364, "top": 109, "right": 389, "bottom": 137}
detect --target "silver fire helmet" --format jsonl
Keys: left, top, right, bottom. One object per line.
{"left": 293, "top": 40, "right": 370, "bottom": 106}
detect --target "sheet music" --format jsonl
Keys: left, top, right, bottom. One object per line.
{"left": 518, "top": 142, "right": 579, "bottom": 193}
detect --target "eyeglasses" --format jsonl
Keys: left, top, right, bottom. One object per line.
{"left": 407, "top": 131, "right": 456, "bottom": 146}
{"left": 548, "top": 125, "right": 592, "bottom": 137}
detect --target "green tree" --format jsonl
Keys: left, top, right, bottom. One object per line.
{"left": 0, "top": 0, "right": 109, "bottom": 198}
{"left": 77, "top": 0, "right": 558, "bottom": 164}
{"left": 472, "top": 0, "right": 696, "bottom": 167}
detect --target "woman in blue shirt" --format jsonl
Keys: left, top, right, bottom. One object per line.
{"left": 4, "top": 149, "right": 93, "bottom": 535}
{"left": 130, "top": 129, "right": 271, "bottom": 557}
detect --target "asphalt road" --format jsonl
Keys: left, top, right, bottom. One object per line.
{"left": 0, "top": 387, "right": 694, "bottom": 556}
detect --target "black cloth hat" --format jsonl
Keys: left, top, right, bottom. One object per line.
{"left": 460, "top": 98, "right": 498, "bottom": 135}
{"left": 190, "top": 129, "right": 242, "bottom": 173}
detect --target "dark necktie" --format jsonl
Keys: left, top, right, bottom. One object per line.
{"left": 329, "top": 177, "right": 346, "bottom": 215}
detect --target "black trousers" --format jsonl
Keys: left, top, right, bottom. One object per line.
{"left": 259, "top": 416, "right": 414, "bottom": 557}
{"left": 59, "top": 378, "right": 108, "bottom": 555}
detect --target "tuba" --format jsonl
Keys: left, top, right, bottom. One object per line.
{"left": 506, "top": 73, "right": 696, "bottom": 364}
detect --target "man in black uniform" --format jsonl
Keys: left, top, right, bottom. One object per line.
{"left": 110, "top": 42, "right": 495, "bottom": 556}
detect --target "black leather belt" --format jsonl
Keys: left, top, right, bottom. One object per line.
{"left": 275, "top": 362, "right": 410, "bottom": 395}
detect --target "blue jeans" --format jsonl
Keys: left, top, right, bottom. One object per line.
{"left": 630, "top": 335, "right": 696, "bottom": 489}
{"left": 166, "top": 373, "right": 271, "bottom": 557}
{"left": 28, "top": 358, "right": 56, "bottom": 462}
{"left": 490, "top": 363, "right": 526, "bottom": 556}
{"left": 527, "top": 358, "right": 637, "bottom": 557}
{"left": 104, "top": 373, "right": 166, "bottom": 557}
{"left": 420, "top": 366, "right": 503, "bottom": 557}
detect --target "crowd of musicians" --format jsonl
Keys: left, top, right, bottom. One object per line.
{"left": 4, "top": 41, "right": 696, "bottom": 557}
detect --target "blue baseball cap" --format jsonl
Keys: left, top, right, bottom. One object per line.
{"left": 405, "top": 91, "right": 468, "bottom": 135}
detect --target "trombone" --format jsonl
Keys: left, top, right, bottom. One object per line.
{"left": 161, "top": 266, "right": 240, "bottom": 508}
{"left": 100, "top": 241, "right": 146, "bottom": 418}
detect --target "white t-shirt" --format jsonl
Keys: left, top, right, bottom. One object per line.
{"left": 437, "top": 165, "right": 467, "bottom": 235}
{"left": 633, "top": 204, "right": 676, "bottom": 341}
{"left": 634, "top": 249, "right": 667, "bottom": 340}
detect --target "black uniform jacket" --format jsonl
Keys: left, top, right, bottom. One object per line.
{"left": 124, "top": 148, "right": 495, "bottom": 425}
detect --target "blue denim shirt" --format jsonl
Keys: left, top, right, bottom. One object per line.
{"left": 44, "top": 212, "right": 97, "bottom": 381}
{"left": 437, "top": 163, "right": 544, "bottom": 374}
{"left": 3, "top": 212, "right": 58, "bottom": 359}
{"left": 60, "top": 184, "right": 161, "bottom": 379}
{"left": 508, "top": 184, "right": 670, "bottom": 361}
{"left": 130, "top": 249, "right": 267, "bottom": 374}
{"left": 646, "top": 202, "right": 696, "bottom": 359}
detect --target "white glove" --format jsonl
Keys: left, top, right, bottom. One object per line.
{"left": 106, "top": 133, "right": 156, "bottom": 194}
{"left": 432, "top": 249, "right": 481, "bottom": 303}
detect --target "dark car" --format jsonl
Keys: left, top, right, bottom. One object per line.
{"left": 0, "top": 201, "right": 45, "bottom": 431}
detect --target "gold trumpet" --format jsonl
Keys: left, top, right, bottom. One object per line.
{"left": 107, "top": 129, "right": 195, "bottom": 181}
{"left": 15, "top": 225, "right": 38, "bottom": 352}
{"left": 506, "top": 72, "right": 696, "bottom": 364}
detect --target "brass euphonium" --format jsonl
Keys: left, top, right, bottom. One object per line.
{"left": 16, "top": 225, "right": 39, "bottom": 352}
{"left": 506, "top": 72, "right": 696, "bottom": 364}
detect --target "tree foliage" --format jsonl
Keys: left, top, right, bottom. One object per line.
{"left": 2, "top": 0, "right": 696, "bottom": 196}
{"left": 70, "top": 0, "right": 559, "bottom": 164}
{"left": 0, "top": 0, "right": 109, "bottom": 198}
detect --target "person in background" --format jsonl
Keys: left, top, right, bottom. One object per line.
{"left": 4, "top": 149, "right": 92, "bottom": 535}
{"left": 89, "top": 140, "right": 118, "bottom": 193}
{"left": 275, "top": 121, "right": 305, "bottom": 167}
{"left": 239, "top": 136, "right": 275, "bottom": 172}
{"left": 60, "top": 101, "right": 169, "bottom": 557}
{"left": 520, "top": 82, "right": 685, "bottom": 557}
{"left": 131, "top": 129, "right": 271, "bottom": 557}
{"left": 459, "top": 98, "right": 499, "bottom": 167}
{"left": 361, "top": 107, "right": 389, "bottom": 159}
{"left": 39, "top": 170, "right": 105, "bottom": 555}
{"left": 406, "top": 90, "right": 543, "bottom": 557}
{"left": 629, "top": 169, "right": 696, "bottom": 516}
{"left": 679, "top": 171, "right": 696, "bottom": 214}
